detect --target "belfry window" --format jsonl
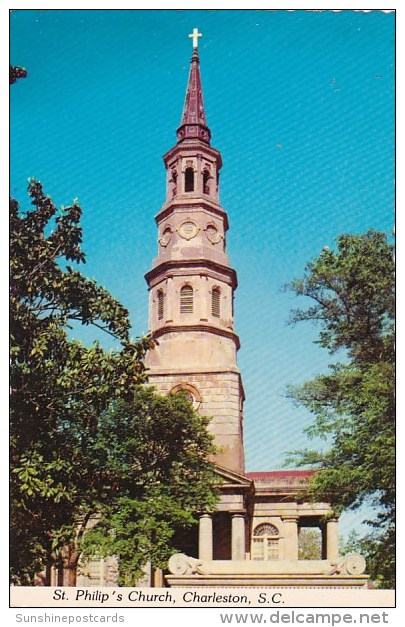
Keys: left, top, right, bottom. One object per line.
{"left": 212, "top": 287, "right": 221, "bottom": 318}
{"left": 185, "top": 167, "right": 195, "bottom": 192}
{"left": 180, "top": 285, "right": 194, "bottom": 314}
{"left": 203, "top": 169, "right": 210, "bottom": 195}
{"left": 157, "top": 289, "right": 164, "bottom": 320}
{"left": 252, "top": 523, "right": 279, "bottom": 561}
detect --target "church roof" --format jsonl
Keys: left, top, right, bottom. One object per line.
{"left": 176, "top": 48, "right": 211, "bottom": 144}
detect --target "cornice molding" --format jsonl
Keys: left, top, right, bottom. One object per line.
{"left": 150, "top": 323, "right": 241, "bottom": 350}
{"left": 163, "top": 141, "right": 222, "bottom": 169}
{"left": 145, "top": 258, "right": 238, "bottom": 288}
{"left": 147, "top": 367, "right": 241, "bottom": 376}
{"left": 155, "top": 198, "right": 229, "bottom": 231}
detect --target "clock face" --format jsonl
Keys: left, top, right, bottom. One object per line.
{"left": 159, "top": 227, "right": 172, "bottom": 247}
{"left": 179, "top": 221, "right": 198, "bottom": 240}
{"left": 206, "top": 224, "right": 222, "bottom": 244}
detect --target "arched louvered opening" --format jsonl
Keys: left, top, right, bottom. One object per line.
{"left": 212, "top": 287, "right": 221, "bottom": 318}
{"left": 185, "top": 167, "right": 194, "bottom": 192}
{"left": 252, "top": 523, "right": 279, "bottom": 561}
{"left": 203, "top": 169, "right": 210, "bottom": 195}
{"left": 157, "top": 289, "right": 164, "bottom": 321}
{"left": 180, "top": 285, "right": 193, "bottom": 314}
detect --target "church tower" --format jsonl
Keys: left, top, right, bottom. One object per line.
{"left": 145, "top": 34, "right": 245, "bottom": 474}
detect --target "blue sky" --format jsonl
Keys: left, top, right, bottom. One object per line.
{"left": 10, "top": 9, "right": 394, "bottom": 535}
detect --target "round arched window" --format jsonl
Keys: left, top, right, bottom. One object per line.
{"left": 180, "top": 285, "right": 194, "bottom": 314}
{"left": 170, "top": 384, "right": 202, "bottom": 409}
{"left": 252, "top": 523, "right": 279, "bottom": 561}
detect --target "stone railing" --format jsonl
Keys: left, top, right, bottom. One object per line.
{"left": 167, "top": 553, "right": 366, "bottom": 577}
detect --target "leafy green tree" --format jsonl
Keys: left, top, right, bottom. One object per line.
{"left": 286, "top": 231, "right": 394, "bottom": 588}
{"left": 298, "top": 528, "right": 322, "bottom": 560}
{"left": 81, "top": 389, "right": 218, "bottom": 585}
{"left": 10, "top": 180, "right": 151, "bottom": 585}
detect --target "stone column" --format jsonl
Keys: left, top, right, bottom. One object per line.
{"left": 49, "top": 565, "right": 58, "bottom": 586}
{"left": 326, "top": 518, "right": 339, "bottom": 562}
{"left": 200, "top": 275, "right": 208, "bottom": 321}
{"left": 231, "top": 513, "right": 246, "bottom": 561}
{"left": 196, "top": 153, "right": 203, "bottom": 195}
{"left": 166, "top": 277, "right": 173, "bottom": 322}
{"left": 198, "top": 514, "right": 213, "bottom": 561}
{"left": 283, "top": 516, "right": 299, "bottom": 560}
{"left": 321, "top": 524, "right": 327, "bottom": 559}
{"left": 180, "top": 161, "right": 186, "bottom": 195}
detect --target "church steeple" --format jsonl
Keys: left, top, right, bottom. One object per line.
{"left": 176, "top": 31, "right": 211, "bottom": 144}
{"left": 145, "top": 35, "right": 245, "bottom": 474}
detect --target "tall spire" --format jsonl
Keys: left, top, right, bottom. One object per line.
{"left": 176, "top": 45, "right": 211, "bottom": 144}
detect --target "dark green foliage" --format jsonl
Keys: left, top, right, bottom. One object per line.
{"left": 81, "top": 389, "right": 218, "bottom": 585}
{"left": 10, "top": 180, "right": 151, "bottom": 584}
{"left": 298, "top": 528, "right": 322, "bottom": 560}
{"left": 10, "top": 65, "right": 27, "bottom": 84}
{"left": 286, "top": 231, "right": 395, "bottom": 588}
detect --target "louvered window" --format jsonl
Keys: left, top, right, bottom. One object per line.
{"left": 252, "top": 523, "right": 279, "bottom": 561}
{"left": 212, "top": 287, "right": 220, "bottom": 318}
{"left": 180, "top": 285, "right": 193, "bottom": 314}
{"left": 157, "top": 290, "right": 164, "bottom": 320}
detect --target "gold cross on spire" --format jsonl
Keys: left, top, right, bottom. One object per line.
{"left": 188, "top": 27, "right": 202, "bottom": 48}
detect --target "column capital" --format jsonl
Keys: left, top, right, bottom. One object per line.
{"left": 282, "top": 515, "right": 299, "bottom": 523}
{"left": 199, "top": 513, "right": 213, "bottom": 520}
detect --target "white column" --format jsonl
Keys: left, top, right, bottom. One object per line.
{"left": 326, "top": 518, "right": 339, "bottom": 562}
{"left": 231, "top": 513, "right": 246, "bottom": 561}
{"left": 283, "top": 516, "right": 299, "bottom": 560}
{"left": 198, "top": 514, "right": 213, "bottom": 561}
{"left": 49, "top": 565, "right": 58, "bottom": 586}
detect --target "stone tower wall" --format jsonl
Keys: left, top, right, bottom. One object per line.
{"left": 147, "top": 370, "right": 244, "bottom": 473}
